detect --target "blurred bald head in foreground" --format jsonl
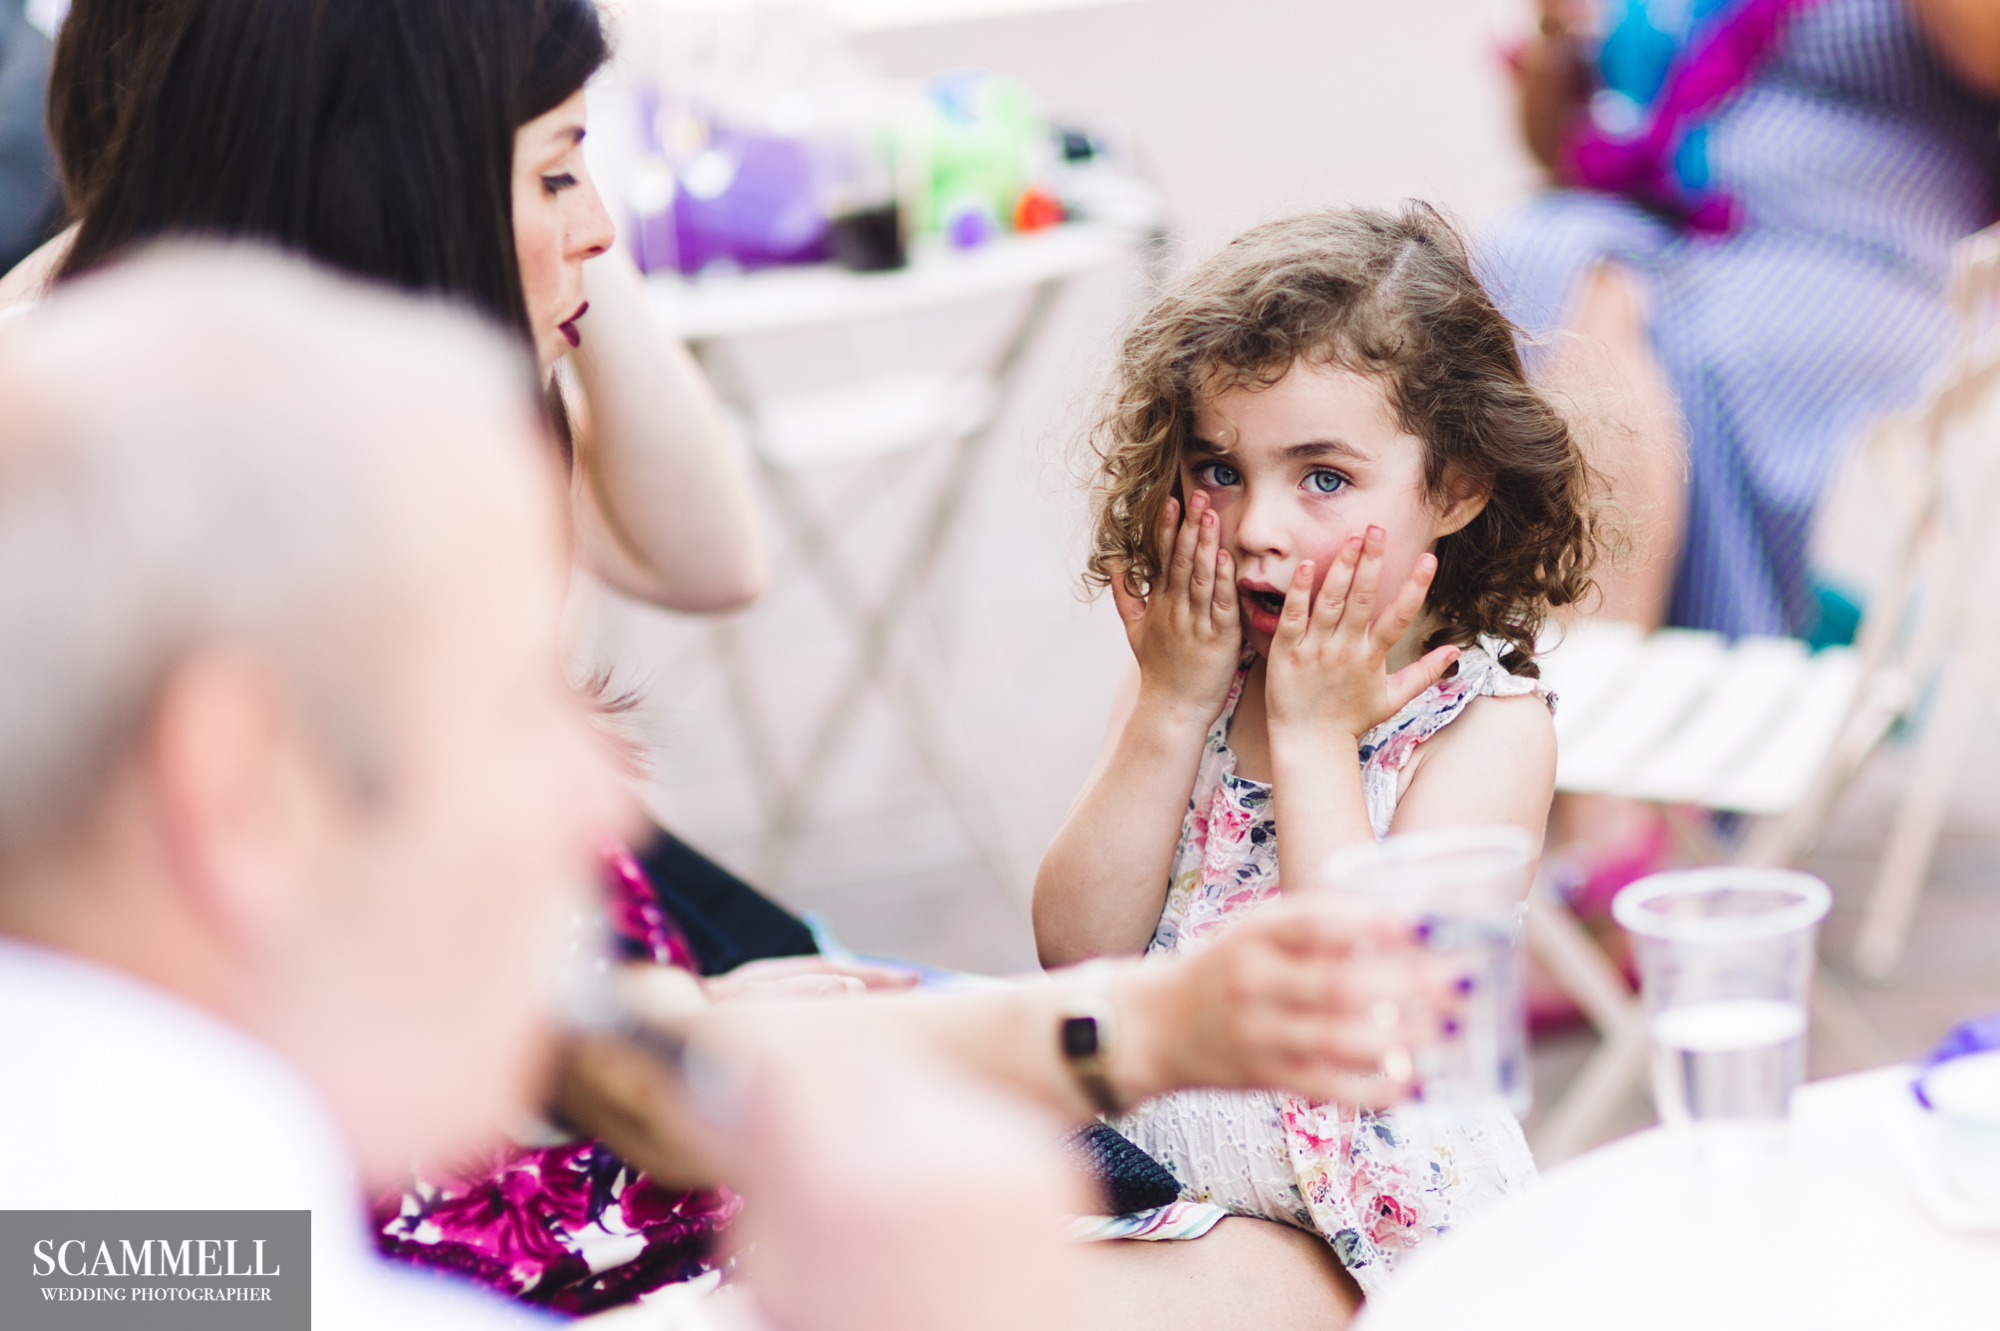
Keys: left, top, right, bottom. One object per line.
{"left": 0, "top": 247, "right": 620, "bottom": 1270}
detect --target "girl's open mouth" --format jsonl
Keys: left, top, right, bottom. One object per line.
{"left": 558, "top": 300, "right": 589, "bottom": 348}
{"left": 1240, "top": 583, "right": 1286, "bottom": 635}
{"left": 1244, "top": 588, "right": 1286, "bottom": 616}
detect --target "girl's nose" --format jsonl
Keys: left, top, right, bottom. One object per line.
{"left": 1231, "top": 487, "right": 1290, "bottom": 557}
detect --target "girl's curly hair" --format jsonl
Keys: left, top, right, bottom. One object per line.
{"left": 1085, "top": 203, "right": 1604, "bottom": 675}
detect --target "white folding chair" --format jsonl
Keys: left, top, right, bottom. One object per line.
{"left": 1524, "top": 221, "right": 2000, "bottom": 1162}
{"left": 652, "top": 226, "right": 1138, "bottom": 891}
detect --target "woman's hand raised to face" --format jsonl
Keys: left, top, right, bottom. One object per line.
{"left": 1113, "top": 896, "right": 1461, "bottom": 1109}
{"left": 1264, "top": 525, "right": 1460, "bottom": 746}
{"left": 1110, "top": 491, "right": 1244, "bottom": 729}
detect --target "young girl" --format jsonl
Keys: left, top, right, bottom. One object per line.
{"left": 1035, "top": 204, "right": 1600, "bottom": 1293}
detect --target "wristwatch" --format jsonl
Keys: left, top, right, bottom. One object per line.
{"left": 1059, "top": 972, "right": 1123, "bottom": 1117}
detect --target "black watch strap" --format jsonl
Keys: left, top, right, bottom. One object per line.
{"left": 1059, "top": 977, "right": 1123, "bottom": 1117}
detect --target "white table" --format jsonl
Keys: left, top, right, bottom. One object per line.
{"left": 646, "top": 225, "right": 1141, "bottom": 888}
{"left": 1358, "top": 1068, "right": 2000, "bottom": 1330}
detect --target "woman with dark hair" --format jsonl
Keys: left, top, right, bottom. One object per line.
{"left": 2, "top": 0, "right": 781, "bottom": 1312}
{"left": 13, "top": 0, "right": 766, "bottom": 614}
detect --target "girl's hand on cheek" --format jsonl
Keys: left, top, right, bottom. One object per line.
{"left": 1110, "top": 492, "right": 1243, "bottom": 726}
{"left": 1265, "top": 525, "right": 1460, "bottom": 743}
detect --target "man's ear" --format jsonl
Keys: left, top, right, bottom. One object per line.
{"left": 1433, "top": 470, "right": 1491, "bottom": 539}
{"left": 145, "top": 650, "right": 322, "bottom": 954}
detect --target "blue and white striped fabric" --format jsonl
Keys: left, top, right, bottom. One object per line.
{"left": 1478, "top": 0, "right": 2000, "bottom": 637}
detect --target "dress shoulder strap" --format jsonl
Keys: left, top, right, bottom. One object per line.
{"left": 1356, "top": 644, "right": 1550, "bottom": 838}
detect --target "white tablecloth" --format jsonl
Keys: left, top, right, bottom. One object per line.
{"left": 1359, "top": 1067, "right": 2000, "bottom": 1329}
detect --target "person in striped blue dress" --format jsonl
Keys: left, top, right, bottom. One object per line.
{"left": 1483, "top": 0, "right": 2000, "bottom": 639}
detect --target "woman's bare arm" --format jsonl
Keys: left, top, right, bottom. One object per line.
{"left": 1514, "top": 1, "right": 1593, "bottom": 173}
{"left": 568, "top": 251, "right": 767, "bottom": 612}
{"left": 1911, "top": 0, "right": 2000, "bottom": 95}
{"left": 562, "top": 899, "right": 1455, "bottom": 1187}
{"left": 0, "top": 224, "right": 75, "bottom": 308}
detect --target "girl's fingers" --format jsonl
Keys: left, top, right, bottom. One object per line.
{"left": 1373, "top": 551, "right": 1437, "bottom": 652}
{"left": 1166, "top": 493, "right": 1202, "bottom": 594}
{"left": 1386, "top": 643, "right": 1462, "bottom": 714}
{"left": 1188, "top": 501, "right": 1219, "bottom": 608}
{"left": 1109, "top": 567, "right": 1147, "bottom": 627}
{"left": 1211, "top": 549, "right": 1240, "bottom": 633}
{"left": 1274, "top": 559, "right": 1316, "bottom": 646}
{"left": 1154, "top": 496, "right": 1181, "bottom": 571}
{"left": 1332, "top": 525, "right": 1385, "bottom": 643}
{"left": 1308, "top": 534, "right": 1364, "bottom": 640}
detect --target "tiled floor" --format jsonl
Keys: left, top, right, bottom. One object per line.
{"left": 592, "top": 0, "right": 2000, "bottom": 1156}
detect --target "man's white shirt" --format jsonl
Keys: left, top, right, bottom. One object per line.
{"left": 0, "top": 936, "right": 550, "bottom": 1329}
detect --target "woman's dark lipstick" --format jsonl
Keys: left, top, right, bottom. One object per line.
{"left": 558, "top": 300, "right": 589, "bottom": 348}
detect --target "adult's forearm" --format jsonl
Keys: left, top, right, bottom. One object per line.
{"left": 570, "top": 253, "right": 768, "bottom": 611}
{"left": 1032, "top": 700, "right": 1212, "bottom": 965}
{"left": 1910, "top": 0, "right": 2000, "bottom": 95}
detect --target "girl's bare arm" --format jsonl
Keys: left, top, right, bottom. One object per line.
{"left": 1034, "top": 662, "right": 1216, "bottom": 964}
{"left": 568, "top": 251, "right": 767, "bottom": 612}
{"left": 1034, "top": 495, "right": 1244, "bottom": 965}
{"left": 1264, "top": 529, "right": 1459, "bottom": 896}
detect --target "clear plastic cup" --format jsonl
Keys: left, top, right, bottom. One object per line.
{"left": 1612, "top": 868, "right": 1831, "bottom": 1156}
{"left": 1323, "top": 826, "right": 1535, "bottom": 1118}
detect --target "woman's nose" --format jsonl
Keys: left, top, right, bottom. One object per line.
{"left": 571, "top": 170, "right": 616, "bottom": 260}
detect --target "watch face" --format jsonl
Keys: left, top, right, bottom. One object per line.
{"left": 1061, "top": 1014, "right": 1100, "bottom": 1060}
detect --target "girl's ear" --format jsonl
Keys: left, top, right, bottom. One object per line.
{"left": 1432, "top": 469, "right": 1490, "bottom": 538}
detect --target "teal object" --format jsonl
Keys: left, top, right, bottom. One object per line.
{"left": 1805, "top": 574, "right": 1864, "bottom": 649}
{"left": 1600, "top": 0, "right": 1678, "bottom": 104}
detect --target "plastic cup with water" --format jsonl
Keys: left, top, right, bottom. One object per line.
{"left": 1323, "top": 825, "right": 1535, "bottom": 1118}
{"left": 1612, "top": 868, "right": 1831, "bottom": 1157}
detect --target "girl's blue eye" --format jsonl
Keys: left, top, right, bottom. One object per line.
{"left": 1306, "top": 469, "right": 1348, "bottom": 495}
{"left": 1199, "top": 462, "right": 1241, "bottom": 487}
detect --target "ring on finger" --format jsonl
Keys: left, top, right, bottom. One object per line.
{"left": 1381, "top": 1047, "right": 1414, "bottom": 1085}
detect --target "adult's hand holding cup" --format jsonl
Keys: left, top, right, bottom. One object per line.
{"left": 1321, "top": 826, "right": 1536, "bottom": 1119}
{"left": 1137, "top": 894, "right": 1454, "bottom": 1110}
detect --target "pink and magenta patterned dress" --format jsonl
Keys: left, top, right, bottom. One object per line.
{"left": 1111, "top": 646, "right": 1543, "bottom": 1295}
{"left": 374, "top": 846, "right": 739, "bottom": 1317}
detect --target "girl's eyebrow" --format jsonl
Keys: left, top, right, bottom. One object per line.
{"left": 1283, "top": 439, "right": 1369, "bottom": 463}
{"left": 1186, "top": 436, "right": 1228, "bottom": 456}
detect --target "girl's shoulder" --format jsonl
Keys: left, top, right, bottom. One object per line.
{"left": 1359, "top": 643, "right": 1551, "bottom": 780}
{"left": 1370, "top": 644, "right": 1558, "bottom": 837}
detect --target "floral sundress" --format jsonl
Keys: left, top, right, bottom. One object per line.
{"left": 1112, "top": 645, "right": 1543, "bottom": 1295}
